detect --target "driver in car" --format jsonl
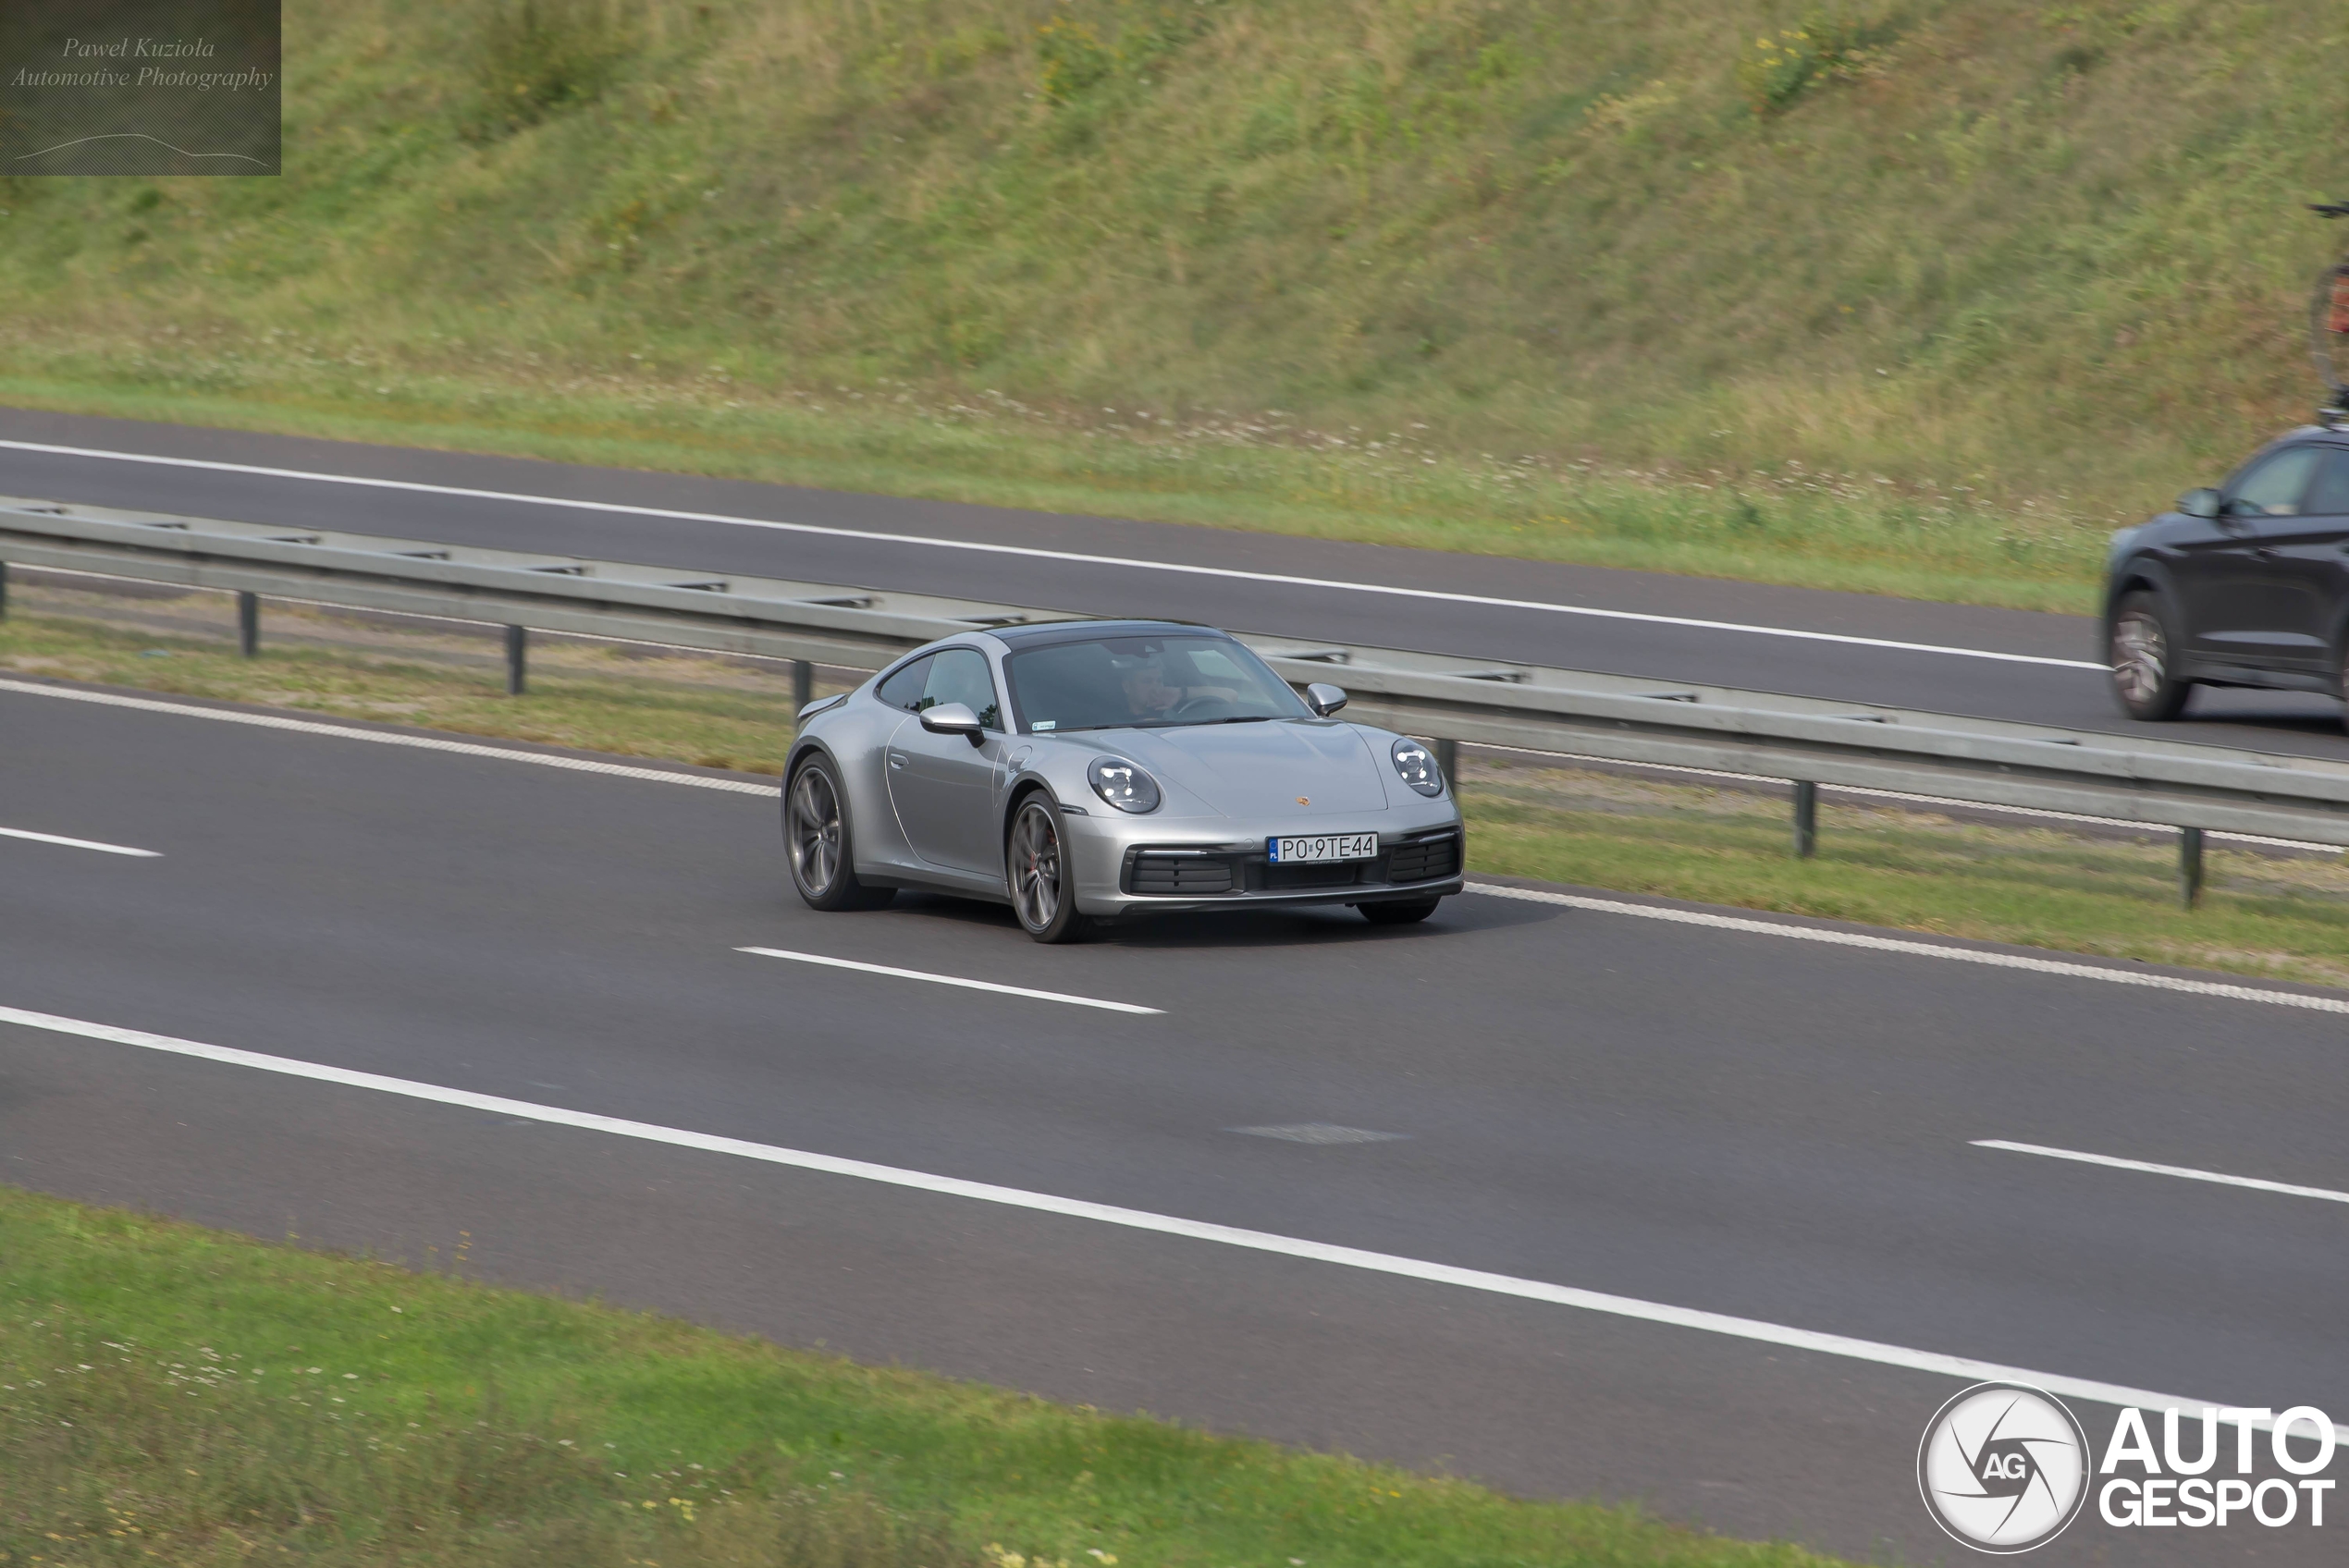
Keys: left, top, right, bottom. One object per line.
{"left": 1118, "top": 652, "right": 1236, "bottom": 721}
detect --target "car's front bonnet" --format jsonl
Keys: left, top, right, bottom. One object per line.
{"left": 1107, "top": 720, "right": 1389, "bottom": 816}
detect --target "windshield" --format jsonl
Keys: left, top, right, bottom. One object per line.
{"left": 1004, "top": 634, "right": 1310, "bottom": 733}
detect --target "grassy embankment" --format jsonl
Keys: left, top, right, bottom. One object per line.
{"left": 0, "top": 1185, "right": 1843, "bottom": 1568}
{"left": 5, "top": 0, "right": 2348, "bottom": 612}
{"left": 10, "top": 576, "right": 2349, "bottom": 987}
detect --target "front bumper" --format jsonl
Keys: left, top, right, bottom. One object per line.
{"left": 1063, "top": 806, "right": 1466, "bottom": 918}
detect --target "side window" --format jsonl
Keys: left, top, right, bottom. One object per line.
{"left": 875, "top": 655, "right": 935, "bottom": 712}
{"left": 2228, "top": 447, "right": 2323, "bottom": 517}
{"left": 923, "top": 648, "right": 1002, "bottom": 730}
{"left": 2306, "top": 450, "right": 2349, "bottom": 516}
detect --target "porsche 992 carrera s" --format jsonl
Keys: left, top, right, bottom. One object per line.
{"left": 781, "top": 621, "right": 1464, "bottom": 941}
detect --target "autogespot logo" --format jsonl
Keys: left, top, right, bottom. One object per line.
{"left": 1917, "top": 1383, "right": 2091, "bottom": 1553}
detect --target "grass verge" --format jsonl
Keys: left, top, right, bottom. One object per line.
{"left": 4, "top": 0, "right": 2333, "bottom": 618}
{"left": 8, "top": 581, "right": 2348, "bottom": 987}
{"left": 1469, "top": 756, "right": 2349, "bottom": 991}
{"left": 0, "top": 576, "right": 844, "bottom": 777}
{"left": 0, "top": 1184, "right": 1841, "bottom": 1567}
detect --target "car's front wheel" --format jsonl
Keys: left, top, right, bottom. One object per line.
{"left": 784, "top": 755, "right": 895, "bottom": 911}
{"left": 1007, "top": 796, "right": 1089, "bottom": 943}
{"left": 2110, "top": 592, "right": 2190, "bottom": 721}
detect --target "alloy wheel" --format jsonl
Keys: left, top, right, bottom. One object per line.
{"left": 788, "top": 766, "right": 843, "bottom": 897}
{"left": 2111, "top": 610, "right": 2168, "bottom": 706}
{"left": 1010, "top": 802, "right": 1062, "bottom": 931}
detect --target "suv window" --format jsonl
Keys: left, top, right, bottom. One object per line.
{"left": 2306, "top": 449, "right": 2349, "bottom": 516}
{"left": 875, "top": 655, "right": 934, "bottom": 711}
{"left": 921, "top": 648, "right": 1002, "bottom": 729}
{"left": 2228, "top": 446, "right": 2323, "bottom": 517}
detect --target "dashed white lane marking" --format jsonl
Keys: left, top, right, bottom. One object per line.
{"left": 735, "top": 946, "right": 1161, "bottom": 1015}
{"left": 1975, "top": 1139, "right": 2349, "bottom": 1207}
{"left": 0, "top": 678, "right": 774, "bottom": 795}
{"left": 0, "top": 437, "right": 2104, "bottom": 669}
{"left": 1467, "top": 882, "right": 2349, "bottom": 1015}
{"left": 13, "top": 677, "right": 2340, "bottom": 1014}
{"left": 1228, "top": 1123, "right": 1409, "bottom": 1145}
{"left": 4, "top": 998, "right": 2320, "bottom": 1433}
{"left": 0, "top": 824, "right": 160, "bottom": 857}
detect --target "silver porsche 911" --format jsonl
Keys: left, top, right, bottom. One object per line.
{"left": 781, "top": 620, "right": 1465, "bottom": 941}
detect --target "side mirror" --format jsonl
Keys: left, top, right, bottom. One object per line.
{"left": 918, "top": 702, "right": 986, "bottom": 745}
{"left": 1304, "top": 682, "right": 1348, "bottom": 717}
{"left": 2176, "top": 487, "right": 2221, "bottom": 520}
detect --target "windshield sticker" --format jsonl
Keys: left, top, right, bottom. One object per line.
{"left": 1033, "top": 720, "right": 1057, "bottom": 730}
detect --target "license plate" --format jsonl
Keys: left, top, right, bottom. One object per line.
{"left": 1269, "top": 832, "right": 1377, "bottom": 864}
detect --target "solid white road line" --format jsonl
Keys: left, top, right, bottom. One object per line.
{"left": 0, "top": 824, "right": 160, "bottom": 857}
{"left": 1975, "top": 1139, "right": 2349, "bottom": 1207}
{"left": 1467, "top": 882, "right": 2349, "bottom": 1015}
{"left": 0, "top": 438, "right": 2106, "bottom": 670}
{"left": 736, "top": 946, "right": 1162, "bottom": 1014}
{"left": 3, "top": 998, "right": 2324, "bottom": 1435}
{"left": 0, "top": 678, "right": 775, "bottom": 795}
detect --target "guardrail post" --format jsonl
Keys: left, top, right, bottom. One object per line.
{"left": 0, "top": 558, "right": 9, "bottom": 620}
{"left": 792, "top": 658, "right": 812, "bottom": 718}
{"left": 1435, "top": 737, "right": 1459, "bottom": 793}
{"left": 236, "top": 591, "right": 259, "bottom": 656}
{"left": 503, "top": 624, "right": 527, "bottom": 696}
{"left": 2180, "top": 827, "right": 2205, "bottom": 908}
{"left": 1791, "top": 779, "right": 1818, "bottom": 858}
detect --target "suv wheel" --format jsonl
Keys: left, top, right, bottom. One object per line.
{"left": 2110, "top": 592, "right": 2190, "bottom": 721}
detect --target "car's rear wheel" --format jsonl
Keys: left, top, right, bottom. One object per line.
{"left": 784, "top": 755, "right": 894, "bottom": 911}
{"left": 1007, "top": 796, "right": 1089, "bottom": 943}
{"left": 1359, "top": 897, "right": 1442, "bottom": 925}
{"left": 2110, "top": 592, "right": 2190, "bottom": 721}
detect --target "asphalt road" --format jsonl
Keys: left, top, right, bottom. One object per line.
{"left": 6, "top": 680, "right": 2346, "bottom": 1564}
{"left": 8, "top": 405, "right": 2349, "bottom": 762}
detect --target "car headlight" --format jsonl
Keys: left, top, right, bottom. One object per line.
{"left": 1391, "top": 737, "right": 1445, "bottom": 797}
{"left": 1088, "top": 756, "right": 1162, "bottom": 813}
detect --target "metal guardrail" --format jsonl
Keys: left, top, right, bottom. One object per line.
{"left": 8, "top": 493, "right": 2349, "bottom": 904}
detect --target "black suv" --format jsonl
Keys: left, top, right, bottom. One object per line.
{"left": 2106, "top": 425, "right": 2349, "bottom": 725}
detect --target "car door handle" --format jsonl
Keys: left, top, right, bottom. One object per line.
{"left": 887, "top": 752, "right": 908, "bottom": 769}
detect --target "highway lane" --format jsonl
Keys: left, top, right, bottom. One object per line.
{"left": 10, "top": 404, "right": 2349, "bottom": 762}
{"left": 5, "top": 680, "right": 2347, "bottom": 1562}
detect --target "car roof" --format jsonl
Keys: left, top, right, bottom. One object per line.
{"left": 2256, "top": 425, "right": 2349, "bottom": 453}
{"left": 989, "top": 619, "right": 1221, "bottom": 650}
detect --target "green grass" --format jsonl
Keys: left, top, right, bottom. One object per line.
{"left": 7, "top": 0, "right": 2348, "bottom": 611}
{"left": 0, "top": 577, "right": 844, "bottom": 776}
{"left": 10, "top": 579, "right": 2349, "bottom": 987}
{"left": 1466, "top": 755, "right": 2349, "bottom": 990}
{"left": 0, "top": 1185, "right": 1844, "bottom": 1568}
